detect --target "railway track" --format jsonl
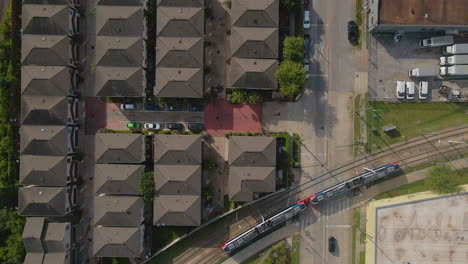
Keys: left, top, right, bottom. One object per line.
{"left": 149, "top": 126, "right": 468, "bottom": 264}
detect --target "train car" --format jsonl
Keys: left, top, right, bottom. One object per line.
{"left": 305, "top": 162, "right": 400, "bottom": 206}
{"left": 221, "top": 201, "right": 307, "bottom": 253}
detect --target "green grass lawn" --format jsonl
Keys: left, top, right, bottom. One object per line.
{"left": 291, "top": 234, "right": 300, "bottom": 264}
{"left": 366, "top": 102, "right": 468, "bottom": 151}
{"left": 152, "top": 226, "right": 191, "bottom": 252}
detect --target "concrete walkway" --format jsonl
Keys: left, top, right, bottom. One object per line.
{"left": 222, "top": 223, "right": 300, "bottom": 264}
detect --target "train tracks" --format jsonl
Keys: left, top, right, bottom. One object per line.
{"left": 149, "top": 125, "right": 468, "bottom": 264}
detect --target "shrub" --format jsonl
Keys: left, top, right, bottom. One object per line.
{"left": 203, "top": 159, "right": 217, "bottom": 170}
{"left": 138, "top": 172, "right": 155, "bottom": 205}
{"left": 229, "top": 89, "right": 262, "bottom": 104}
{"left": 283, "top": 36, "right": 305, "bottom": 62}
{"left": 425, "top": 164, "right": 462, "bottom": 194}
{"left": 275, "top": 60, "right": 306, "bottom": 98}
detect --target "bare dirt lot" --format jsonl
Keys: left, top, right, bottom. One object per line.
{"left": 374, "top": 193, "right": 468, "bottom": 264}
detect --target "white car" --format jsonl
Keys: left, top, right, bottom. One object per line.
{"left": 303, "top": 11, "right": 311, "bottom": 29}
{"left": 418, "top": 81, "right": 428, "bottom": 100}
{"left": 120, "top": 104, "right": 136, "bottom": 110}
{"left": 396, "top": 81, "right": 405, "bottom": 99}
{"left": 304, "top": 63, "right": 310, "bottom": 79}
{"left": 144, "top": 123, "right": 161, "bottom": 130}
{"left": 406, "top": 81, "right": 415, "bottom": 100}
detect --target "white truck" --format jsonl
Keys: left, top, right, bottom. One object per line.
{"left": 442, "top": 43, "right": 468, "bottom": 55}
{"left": 440, "top": 55, "right": 468, "bottom": 66}
{"left": 419, "top": 35, "right": 454, "bottom": 48}
{"left": 440, "top": 65, "right": 468, "bottom": 76}
{"left": 408, "top": 67, "right": 437, "bottom": 77}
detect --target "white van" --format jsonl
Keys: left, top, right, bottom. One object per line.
{"left": 303, "top": 11, "right": 311, "bottom": 29}
{"left": 396, "top": 81, "right": 405, "bottom": 99}
{"left": 418, "top": 81, "right": 428, "bottom": 100}
{"left": 406, "top": 81, "right": 415, "bottom": 100}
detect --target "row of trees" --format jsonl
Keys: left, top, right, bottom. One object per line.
{"left": 276, "top": 36, "right": 307, "bottom": 98}
{"left": 0, "top": 4, "right": 25, "bottom": 264}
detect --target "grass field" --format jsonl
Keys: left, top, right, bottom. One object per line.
{"left": 366, "top": 102, "right": 468, "bottom": 151}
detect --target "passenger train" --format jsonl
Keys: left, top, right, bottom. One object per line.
{"left": 221, "top": 162, "right": 400, "bottom": 253}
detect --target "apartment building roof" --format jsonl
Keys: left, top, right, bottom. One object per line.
{"left": 153, "top": 195, "right": 201, "bottom": 226}
{"left": 21, "top": 35, "right": 69, "bottom": 66}
{"left": 156, "top": 37, "right": 203, "bottom": 68}
{"left": 20, "top": 125, "right": 68, "bottom": 156}
{"left": 230, "top": 58, "right": 278, "bottom": 90}
{"left": 96, "top": 5, "right": 144, "bottom": 36}
{"left": 231, "top": 27, "right": 278, "bottom": 59}
{"left": 95, "top": 133, "right": 146, "bottom": 164}
{"left": 154, "top": 165, "right": 201, "bottom": 195}
{"left": 95, "top": 36, "right": 144, "bottom": 67}
{"left": 22, "top": 217, "right": 46, "bottom": 253}
{"left": 93, "top": 226, "right": 142, "bottom": 257}
{"left": 94, "top": 164, "right": 144, "bottom": 195}
{"left": 231, "top": 0, "right": 279, "bottom": 28}
{"left": 155, "top": 67, "right": 203, "bottom": 98}
{"left": 228, "top": 136, "right": 276, "bottom": 166}
{"left": 94, "top": 196, "right": 143, "bottom": 227}
{"left": 156, "top": 6, "right": 204, "bottom": 37}
{"left": 18, "top": 187, "right": 69, "bottom": 216}
{"left": 22, "top": 4, "right": 70, "bottom": 35}
{"left": 228, "top": 166, "right": 276, "bottom": 201}
{"left": 21, "top": 95, "right": 68, "bottom": 125}
{"left": 97, "top": 0, "right": 144, "bottom": 6}
{"left": 94, "top": 66, "right": 144, "bottom": 97}
{"left": 21, "top": 66, "right": 73, "bottom": 96}
{"left": 20, "top": 155, "right": 68, "bottom": 186}
{"left": 157, "top": 0, "right": 203, "bottom": 7}
{"left": 154, "top": 134, "right": 202, "bottom": 165}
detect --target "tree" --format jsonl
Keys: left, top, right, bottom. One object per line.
{"left": 275, "top": 60, "right": 306, "bottom": 97}
{"left": 0, "top": 208, "right": 25, "bottom": 264}
{"left": 280, "top": 0, "right": 298, "bottom": 12}
{"left": 230, "top": 89, "right": 262, "bottom": 104}
{"left": 138, "top": 172, "right": 155, "bottom": 205}
{"left": 425, "top": 164, "right": 462, "bottom": 194}
{"left": 283, "top": 36, "right": 304, "bottom": 62}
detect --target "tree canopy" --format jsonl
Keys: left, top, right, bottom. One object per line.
{"left": 138, "top": 172, "right": 155, "bottom": 205}
{"left": 229, "top": 89, "right": 262, "bottom": 104}
{"left": 275, "top": 60, "right": 306, "bottom": 97}
{"left": 425, "top": 164, "right": 462, "bottom": 194}
{"left": 280, "top": 0, "right": 298, "bottom": 12}
{"left": 283, "top": 36, "right": 305, "bottom": 63}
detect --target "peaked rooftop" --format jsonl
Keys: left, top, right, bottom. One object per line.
{"left": 156, "top": 37, "right": 203, "bottom": 68}
{"left": 95, "top": 36, "right": 144, "bottom": 67}
{"left": 155, "top": 67, "right": 203, "bottom": 98}
{"left": 156, "top": 7, "right": 204, "bottom": 37}
{"left": 20, "top": 125, "right": 68, "bottom": 156}
{"left": 231, "top": 0, "right": 279, "bottom": 28}
{"left": 230, "top": 58, "right": 278, "bottom": 90}
{"left": 18, "top": 187, "right": 70, "bottom": 216}
{"left": 93, "top": 226, "right": 142, "bottom": 257}
{"left": 96, "top": 5, "right": 144, "bottom": 37}
{"left": 22, "top": 4, "right": 70, "bottom": 35}
{"left": 21, "top": 66, "right": 73, "bottom": 96}
{"left": 22, "top": 217, "right": 46, "bottom": 253}
{"left": 95, "top": 133, "right": 146, "bottom": 164}
{"left": 20, "top": 155, "right": 69, "bottom": 186}
{"left": 153, "top": 195, "right": 201, "bottom": 226}
{"left": 94, "top": 164, "right": 144, "bottom": 195}
{"left": 94, "top": 196, "right": 143, "bottom": 227}
{"left": 228, "top": 166, "right": 276, "bottom": 201}
{"left": 94, "top": 66, "right": 144, "bottom": 97}
{"left": 154, "top": 165, "right": 201, "bottom": 195}
{"left": 21, "top": 35, "right": 69, "bottom": 66}
{"left": 157, "top": 0, "right": 203, "bottom": 7}
{"left": 154, "top": 134, "right": 202, "bottom": 165}
{"left": 228, "top": 136, "right": 276, "bottom": 166}
{"left": 231, "top": 27, "right": 278, "bottom": 59}
{"left": 21, "top": 95, "right": 68, "bottom": 125}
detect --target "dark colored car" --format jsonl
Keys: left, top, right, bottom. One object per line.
{"left": 348, "top": 21, "right": 359, "bottom": 44}
{"left": 304, "top": 34, "right": 311, "bottom": 61}
{"left": 304, "top": 0, "right": 310, "bottom": 8}
{"left": 167, "top": 123, "right": 184, "bottom": 131}
{"left": 328, "top": 236, "right": 336, "bottom": 253}
{"left": 144, "top": 103, "right": 163, "bottom": 111}
{"left": 166, "top": 104, "right": 183, "bottom": 111}
{"left": 188, "top": 123, "right": 204, "bottom": 132}
{"left": 189, "top": 104, "right": 204, "bottom": 112}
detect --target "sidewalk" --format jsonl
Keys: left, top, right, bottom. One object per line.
{"left": 222, "top": 224, "right": 300, "bottom": 264}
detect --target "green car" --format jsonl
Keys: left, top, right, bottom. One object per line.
{"left": 127, "top": 122, "right": 141, "bottom": 129}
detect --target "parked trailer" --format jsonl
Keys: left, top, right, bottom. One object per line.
{"left": 443, "top": 44, "right": 468, "bottom": 55}
{"left": 440, "top": 65, "right": 468, "bottom": 76}
{"left": 440, "top": 55, "right": 468, "bottom": 66}
{"left": 408, "top": 67, "right": 438, "bottom": 77}
{"left": 419, "top": 35, "right": 454, "bottom": 48}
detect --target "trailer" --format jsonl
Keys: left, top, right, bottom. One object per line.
{"left": 419, "top": 36, "right": 454, "bottom": 48}
{"left": 440, "top": 65, "right": 468, "bottom": 76}
{"left": 440, "top": 55, "right": 468, "bottom": 66}
{"left": 443, "top": 44, "right": 468, "bottom": 55}
{"left": 408, "top": 67, "right": 437, "bottom": 77}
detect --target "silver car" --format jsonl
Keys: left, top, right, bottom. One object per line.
{"left": 144, "top": 123, "right": 161, "bottom": 130}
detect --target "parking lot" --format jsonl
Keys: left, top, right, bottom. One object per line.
{"left": 369, "top": 33, "right": 468, "bottom": 102}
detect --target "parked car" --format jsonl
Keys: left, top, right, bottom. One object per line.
{"left": 348, "top": 21, "right": 358, "bottom": 44}
{"left": 406, "top": 81, "right": 415, "bottom": 100}
{"left": 189, "top": 104, "right": 204, "bottom": 112}
{"left": 120, "top": 104, "right": 136, "bottom": 110}
{"left": 304, "top": 34, "right": 311, "bottom": 61}
{"left": 303, "top": 11, "right": 311, "bottom": 29}
{"left": 188, "top": 123, "right": 204, "bottom": 132}
{"left": 167, "top": 123, "right": 184, "bottom": 131}
{"left": 396, "top": 80, "right": 405, "bottom": 99}
{"left": 328, "top": 236, "right": 336, "bottom": 253}
{"left": 166, "top": 104, "right": 183, "bottom": 111}
{"left": 418, "top": 81, "right": 428, "bottom": 100}
{"left": 127, "top": 122, "right": 141, "bottom": 129}
{"left": 304, "top": 0, "right": 310, "bottom": 8}
{"left": 144, "top": 123, "right": 161, "bottom": 130}
{"left": 304, "top": 63, "right": 311, "bottom": 79}
{"left": 144, "top": 103, "right": 163, "bottom": 111}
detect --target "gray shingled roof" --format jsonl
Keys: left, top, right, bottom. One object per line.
{"left": 21, "top": 35, "right": 69, "bottom": 66}
{"left": 20, "top": 155, "right": 68, "bottom": 186}
{"left": 97, "top": 0, "right": 144, "bottom": 6}
{"left": 20, "top": 125, "right": 68, "bottom": 156}
{"left": 24, "top": 253, "right": 44, "bottom": 264}
{"left": 228, "top": 166, "right": 276, "bottom": 201}
{"left": 94, "top": 196, "right": 143, "bottom": 227}
{"left": 18, "top": 187, "right": 70, "bottom": 216}
{"left": 155, "top": 67, "right": 203, "bottom": 98}
{"left": 23, "top": 0, "right": 69, "bottom": 4}
{"left": 153, "top": 195, "right": 201, "bottom": 226}
{"left": 22, "top": 4, "right": 70, "bottom": 35}
{"left": 154, "top": 165, "right": 201, "bottom": 195}
{"left": 95, "top": 133, "right": 146, "bottom": 164}
{"left": 93, "top": 226, "right": 142, "bottom": 257}
{"left": 157, "top": 7, "right": 204, "bottom": 37}
{"left": 157, "top": 0, "right": 203, "bottom": 7}
{"left": 156, "top": 37, "right": 203, "bottom": 68}
{"left": 154, "top": 135, "right": 202, "bottom": 165}
{"left": 42, "top": 252, "right": 69, "bottom": 264}
{"left": 96, "top": 5, "right": 144, "bottom": 37}
{"left": 231, "top": 27, "right": 278, "bottom": 59}
{"left": 94, "top": 66, "right": 144, "bottom": 97}
{"left": 21, "top": 66, "right": 73, "bottom": 96}
{"left": 21, "top": 95, "right": 68, "bottom": 125}
{"left": 231, "top": 0, "right": 279, "bottom": 28}
{"left": 95, "top": 36, "right": 144, "bottom": 67}
{"left": 94, "top": 164, "right": 144, "bottom": 195}
{"left": 22, "top": 217, "right": 46, "bottom": 253}
{"left": 228, "top": 136, "right": 276, "bottom": 166}
{"left": 43, "top": 222, "right": 71, "bottom": 252}
{"left": 230, "top": 58, "right": 278, "bottom": 90}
